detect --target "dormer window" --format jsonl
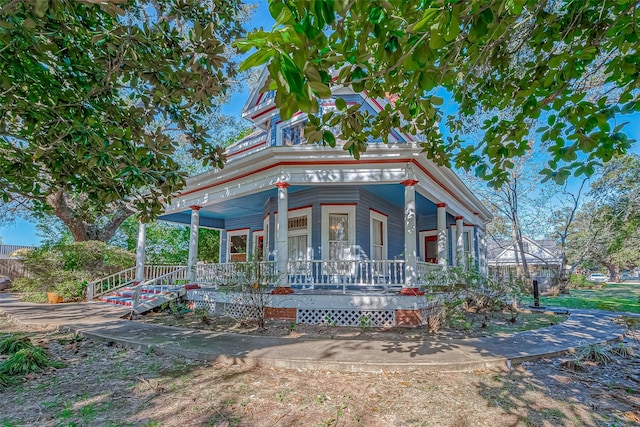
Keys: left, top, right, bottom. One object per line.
{"left": 278, "top": 115, "right": 308, "bottom": 146}
{"left": 282, "top": 119, "right": 307, "bottom": 146}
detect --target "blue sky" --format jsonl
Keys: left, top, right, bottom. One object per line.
{"left": 1, "top": 1, "right": 638, "bottom": 245}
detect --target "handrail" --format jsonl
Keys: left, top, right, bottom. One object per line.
{"left": 130, "top": 266, "right": 189, "bottom": 314}
{"left": 87, "top": 264, "right": 187, "bottom": 301}
{"left": 87, "top": 267, "right": 137, "bottom": 301}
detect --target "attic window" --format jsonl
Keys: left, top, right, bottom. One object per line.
{"left": 281, "top": 119, "right": 307, "bottom": 146}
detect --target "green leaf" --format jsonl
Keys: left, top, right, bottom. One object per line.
{"left": 412, "top": 8, "right": 439, "bottom": 32}
{"left": 368, "top": 6, "right": 384, "bottom": 24}
{"left": 34, "top": 0, "right": 49, "bottom": 18}
{"left": 309, "top": 81, "right": 331, "bottom": 98}
{"left": 323, "top": 130, "right": 336, "bottom": 147}
{"left": 239, "top": 49, "right": 273, "bottom": 72}
{"left": 444, "top": 13, "right": 460, "bottom": 42}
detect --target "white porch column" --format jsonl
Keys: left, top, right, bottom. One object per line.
{"left": 471, "top": 215, "right": 479, "bottom": 268}
{"left": 402, "top": 179, "right": 418, "bottom": 287}
{"left": 455, "top": 216, "right": 464, "bottom": 268}
{"left": 187, "top": 206, "right": 201, "bottom": 283}
{"left": 437, "top": 203, "right": 448, "bottom": 266}
{"left": 275, "top": 182, "right": 290, "bottom": 284}
{"left": 135, "top": 220, "right": 147, "bottom": 283}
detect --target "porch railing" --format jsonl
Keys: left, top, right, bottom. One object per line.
{"left": 87, "top": 264, "right": 188, "bottom": 300}
{"left": 196, "top": 262, "right": 278, "bottom": 288}
{"left": 195, "top": 260, "right": 444, "bottom": 292}
{"left": 416, "top": 261, "right": 443, "bottom": 280}
{"left": 287, "top": 259, "right": 407, "bottom": 292}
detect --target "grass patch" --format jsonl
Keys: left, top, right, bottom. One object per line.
{"left": 524, "top": 282, "right": 640, "bottom": 313}
{"left": 0, "top": 347, "right": 63, "bottom": 375}
{"left": 0, "top": 335, "right": 34, "bottom": 355}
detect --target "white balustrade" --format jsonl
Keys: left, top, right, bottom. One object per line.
{"left": 195, "top": 259, "right": 431, "bottom": 292}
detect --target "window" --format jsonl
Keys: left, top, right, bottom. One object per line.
{"left": 280, "top": 118, "right": 307, "bottom": 146}
{"left": 227, "top": 229, "right": 249, "bottom": 263}
{"left": 322, "top": 205, "right": 356, "bottom": 261}
{"left": 263, "top": 216, "right": 269, "bottom": 260}
{"left": 276, "top": 207, "right": 312, "bottom": 261}
{"left": 451, "top": 225, "right": 475, "bottom": 267}
{"left": 370, "top": 210, "right": 387, "bottom": 260}
{"left": 252, "top": 230, "right": 264, "bottom": 261}
{"left": 288, "top": 211, "right": 311, "bottom": 260}
{"left": 419, "top": 230, "right": 441, "bottom": 264}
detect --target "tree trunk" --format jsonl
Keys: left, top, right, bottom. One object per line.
{"left": 604, "top": 262, "right": 617, "bottom": 283}
{"left": 45, "top": 189, "right": 134, "bottom": 242}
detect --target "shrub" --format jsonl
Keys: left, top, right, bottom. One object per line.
{"left": 576, "top": 343, "right": 612, "bottom": 365}
{"left": 0, "top": 347, "right": 63, "bottom": 375}
{"left": 422, "top": 266, "right": 526, "bottom": 328}
{"left": 569, "top": 274, "right": 590, "bottom": 288}
{"left": 0, "top": 334, "right": 34, "bottom": 355}
{"left": 0, "top": 372, "right": 16, "bottom": 390}
{"left": 608, "top": 342, "right": 635, "bottom": 358}
{"left": 11, "top": 242, "right": 133, "bottom": 302}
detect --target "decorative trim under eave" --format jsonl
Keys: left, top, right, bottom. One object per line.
{"left": 436, "top": 203, "right": 446, "bottom": 208}
{"left": 275, "top": 182, "right": 290, "bottom": 189}
{"left": 189, "top": 205, "right": 202, "bottom": 211}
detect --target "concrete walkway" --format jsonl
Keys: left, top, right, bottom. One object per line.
{"left": 0, "top": 294, "right": 629, "bottom": 372}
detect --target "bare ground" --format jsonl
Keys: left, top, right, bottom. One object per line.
{"left": 1, "top": 313, "right": 639, "bottom": 427}
{"left": 134, "top": 309, "right": 569, "bottom": 341}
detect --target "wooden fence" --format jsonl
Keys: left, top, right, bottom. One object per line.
{"left": 0, "top": 259, "right": 31, "bottom": 280}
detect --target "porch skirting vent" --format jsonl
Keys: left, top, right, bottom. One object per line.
{"left": 296, "top": 309, "right": 395, "bottom": 327}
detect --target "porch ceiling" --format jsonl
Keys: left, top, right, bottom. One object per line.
{"left": 159, "top": 185, "right": 313, "bottom": 226}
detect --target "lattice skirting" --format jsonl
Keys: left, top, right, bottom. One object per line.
{"left": 189, "top": 291, "right": 217, "bottom": 314}
{"left": 192, "top": 299, "right": 217, "bottom": 314}
{"left": 224, "top": 302, "right": 263, "bottom": 320}
{"left": 297, "top": 308, "right": 395, "bottom": 327}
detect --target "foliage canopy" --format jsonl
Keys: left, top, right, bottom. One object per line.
{"left": 0, "top": 0, "right": 245, "bottom": 223}
{"left": 239, "top": 0, "right": 638, "bottom": 186}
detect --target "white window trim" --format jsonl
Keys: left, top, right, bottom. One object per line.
{"left": 321, "top": 205, "right": 356, "bottom": 261}
{"left": 451, "top": 225, "right": 475, "bottom": 266}
{"left": 276, "top": 113, "right": 308, "bottom": 146}
{"left": 370, "top": 209, "right": 388, "bottom": 260}
{"left": 251, "top": 230, "right": 264, "bottom": 261}
{"left": 275, "top": 207, "right": 313, "bottom": 260}
{"left": 227, "top": 229, "right": 249, "bottom": 263}
{"left": 263, "top": 216, "right": 270, "bottom": 260}
{"left": 419, "top": 230, "right": 439, "bottom": 263}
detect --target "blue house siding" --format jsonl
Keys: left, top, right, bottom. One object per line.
{"left": 357, "top": 188, "right": 404, "bottom": 260}
{"left": 219, "top": 231, "right": 227, "bottom": 263}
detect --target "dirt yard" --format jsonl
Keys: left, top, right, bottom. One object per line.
{"left": 135, "top": 308, "right": 569, "bottom": 341}
{"left": 1, "top": 313, "right": 639, "bottom": 427}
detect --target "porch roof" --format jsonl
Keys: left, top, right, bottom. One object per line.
{"left": 158, "top": 183, "right": 439, "bottom": 228}
{"left": 160, "top": 144, "right": 492, "bottom": 225}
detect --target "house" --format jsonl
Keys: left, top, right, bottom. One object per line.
{"left": 487, "top": 237, "right": 563, "bottom": 291}
{"left": 125, "top": 70, "right": 493, "bottom": 326}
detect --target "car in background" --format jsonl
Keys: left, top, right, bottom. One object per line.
{"left": 588, "top": 273, "right": 608, "bottom": 283}
{"left": 0, "top": 274, "right": 11, "bottom": 291}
